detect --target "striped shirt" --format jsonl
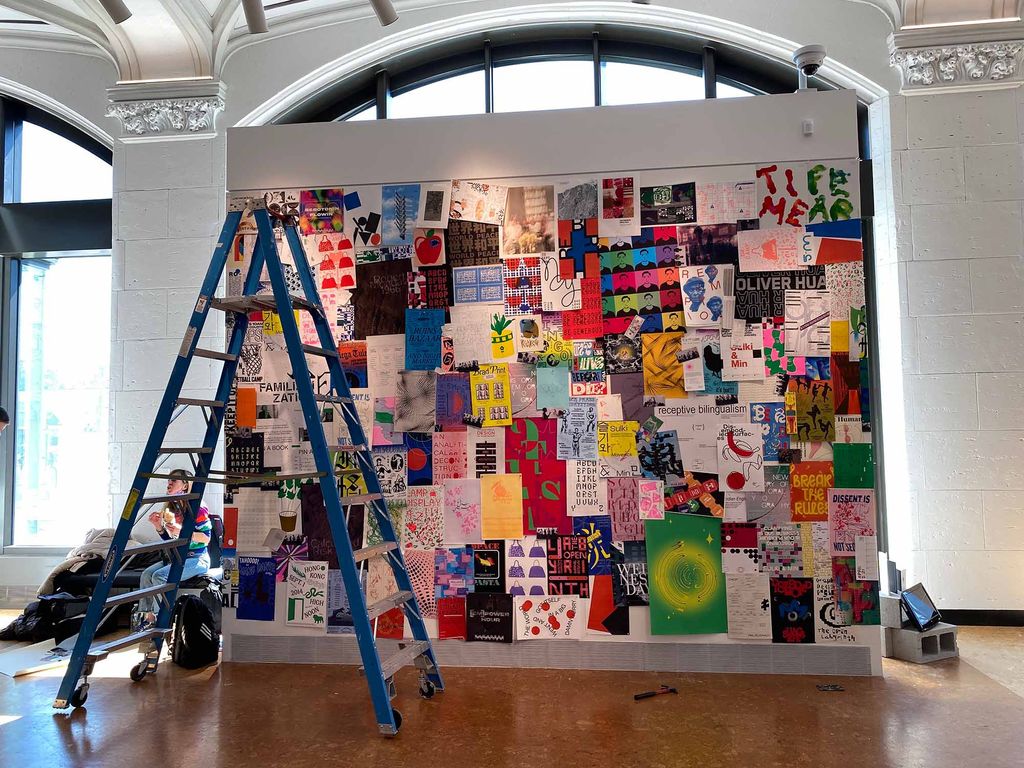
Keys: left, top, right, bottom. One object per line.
{"left": 160, "top": 504, "right": 212, "bottom": 558}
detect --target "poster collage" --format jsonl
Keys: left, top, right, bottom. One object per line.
{"left": 222, "top": 160, "right": 879, "bottom": 646}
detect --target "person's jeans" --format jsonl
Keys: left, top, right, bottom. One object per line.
{"left": 137, "top": 552, "right": 211, "bottom": 614}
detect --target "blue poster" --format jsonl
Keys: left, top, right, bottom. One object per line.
{"left": 405, "top": 308, "right": 445, "bottom": 370}
{"left": 237, "top": 556, "right": 276, "bottom": 621}
{"left": 573, "top": 516, "right": 613, "bottom": 575}
{"left": 382, "top": 183, "right": 422, "bottom": 246}
{"left": 750, "top": 401, "right": 789, "bottom": 463}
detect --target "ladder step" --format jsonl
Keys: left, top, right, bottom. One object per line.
{"left": 123, "top": 538, "right": 189, "bottom": 556}
{"left": 176, "top": 397, "right": 225, "bottom": 408}
{"left": 104, "top": 583, "right": 176, "bottom": 608}
{"left": 86, "top": 628, "right": 171, "bottom": 663}
{"left": 302, "top": 344, "right": 339, "bottom": 359}
{"left": 157, "top": 447, "right": 213, "bottom": 455}
{"left": 314, "top": 394, "right": 352, "bottom": 405}
{"left": 366, "top": 590, "right": 413, "bottom": 620}
{"left": 354, "top": 541, "right": 398, "bottom": 563}
{"left": 340, "top": 493, "right": 383, "bottom": 506}
{"left": 212, "top": 295, "right": 319, "bottom": 314}
{"left": 193, "top": 347, "right": 238, "bottom": 362}
{"left": 145, "top": 470, "right": 327, "bottom": 485}
{"left": 140, "top": 493, "right": 200, "bottom": 506}
{"left": 378, "top": 641, "right": 431, "bottom": 681}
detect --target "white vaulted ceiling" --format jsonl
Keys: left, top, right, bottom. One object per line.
{"left": 0, "top": 0, "right": 1015, "bottom": 81}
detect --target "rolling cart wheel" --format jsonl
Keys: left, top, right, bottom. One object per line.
{"left": 391, "top": 708, "right": 403, "bottom": 734}
{"left": 419, "top": 679, "right": 436, "bottom": 699}
{"left": 70, "top": 683, "right": 89, "bottom": 708}
{"left": 130, "top": 662, "right": 148, "bottom": 682}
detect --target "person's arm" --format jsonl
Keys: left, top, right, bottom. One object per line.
{"left": 190, "top": 507, "right": 212, "bottom": 548}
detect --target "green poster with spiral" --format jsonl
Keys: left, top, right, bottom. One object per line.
{"left": 645, "top": 514, "right": 727, "bottom": 635}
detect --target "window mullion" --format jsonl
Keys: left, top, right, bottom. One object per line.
{"left": 703, "top": 45, "right": 717, "bottom": 99}
{"left": 484, "top": 40, "right": 494, "bottom": 114}
{"left": 593, "top": 33, "right": 601, "bottom": 107}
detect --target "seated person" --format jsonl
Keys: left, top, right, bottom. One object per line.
{"left": 136, "top": 469, "right": 211, "bottom": 628}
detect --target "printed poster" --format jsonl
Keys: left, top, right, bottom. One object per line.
{"left": 696, "top": 180, "right": 755, "bottom": 225}
{"left": 466, "top": 592, "right": 513, "bottom": 642}
{"left": 515, "top": 595, "right": 585, "bottom": 640}
{"left": 755, "top": 160, "right": 859, "bottom": 228}
{"left": 784, "top": 290, "right": 831, "bottom": 357}
{"left": 442, "top": 478, "right": 481, "bottom": 545}
{"left": 725, "top": 573, "right": 772, "bottom": 640}
{"left": 769, "top": 577, "right": 815, "bottom": 643}
{"left": 679, "top": 264, "right": 725, "bottom": 328}
{"left": 546, "top": 535, "right": 590, "bottom": 596}
{"left": 286, "top": 560, "right": 328, "bottom": 628}
{"left": 646, "top": 514, "right": 727, "bottom": 635}
{"left": 828, "top": 489, "right": 876, "bottom": 557}
{"left": 450, "top": 180, "right": 508, "bottom": 226}
{"left": 402, "top": 485, "right": 444, "bottom": 549}
{"left": 469, "top": 363, "right": 513, "bottom": 427}
{"left": 505, "top": 536, "right": 548, "bottom": 596}
{"left": 471, "top": 540, "right": 505, "bottom": 593}
{"left": 557, "top": 397, "right": 598, "bottom": 460}
{"left": 716, "top": 422, "right": 765, "bottom": 492}
{"left": 480, "top": 473, "right": 524, "bottom": 539}
{"left": 599, "top": 176, "right": 639, "bottom": 238}
{"left": 790, "top": 461, "right": 833, "bottom": 522}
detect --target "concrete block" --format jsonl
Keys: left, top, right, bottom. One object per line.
{"left": 891, "top": 622, "right": 958, "bottom": 664}
{"left": 167, "top": 288, "right": 225, "bottom": 341}
{"left": 122, "top": 337, "right": 215, "bottom": 391}
{"left": 965, "top": 144, "right": 1024, "bottom": 202}
{"left": 908, "top": 374, "right": 979, "bottom": 431}
{"left": 978, "top": 373, "right": 1024, "bottom": 430}
{"left": 971, "top": 256, "right": 1024, "bottom": 314}
{"left": 917, "top": 490, "right": 985, "bottom": 550}
{"left": 911, "top": 201, "right": 1022, "bottom": 260}
{"left": 880, "top": 594, "right": 904, "bottom": 628}
{"left": 124, "top": 237, "right": 215, "bottom": 289}
{"left": 168, "top": 186, "right": 224, "bottom": 239}
{"left": 895, "top": 204, "right": 912, "bottom": 262}
{"left": 901, "top": 148, "right": 965, "bottom": 205}
{"left": 982, "top": 491, "right": 1024, "bottom": 550}
{"left": 917, "top": 314, "right": 1024, "bottom": 374}
{"left": 921, "top": 431, "right": 1024, "bottom": 491}
{"left": 907, "top": 89, "right": 1018, "bottom": 149}
{"left": 116, "top": 289, "right": 167, "bottom": 340}
{"left": 117, "top": 190, "right": 169, "bottom": 240}
{"left": 125, "top": 138, "right": 213, "bottom": 191}
{"left": 906, "top": 259, "right": 972, "bottom": 316}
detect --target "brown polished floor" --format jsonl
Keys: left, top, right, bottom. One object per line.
{"left": 0, "top": 623, "right": 1022, "bottom": 768}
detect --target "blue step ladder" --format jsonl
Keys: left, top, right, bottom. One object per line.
{"left": 53, "top": 202, "right": 443, "bottom": 735}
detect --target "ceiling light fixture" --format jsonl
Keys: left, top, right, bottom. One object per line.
{"left": 98, "top": 0, "right": 132, "bottom": 24}
{"left": 241, "top": 0, "right": 269, "bottom": 34}
{"left": 369, "top": 0, "right": 398, "bottom": 26}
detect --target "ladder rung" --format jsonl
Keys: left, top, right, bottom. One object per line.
{"left": 193, "top": 347, "right": 238, "bottom": 362}
{"left": 354, "top": 541, "right": 398, "bottom": 563}
{"left": 123, "top": 538, "right": 189, "bottom": 556}
{"left": 378, "top": 641, "right": 431, "bottom": 681}
{"left": 212, "top": 295, "right": 319, "bottom": 314}
{"left": 140, "top": 493, "right": 200, "bottom": 506}
{"left": 314, "top": 394, "right": 352, "bottom": 405}
{"left": 157, "top": 447, "right": 213, "bottom": 455}
{"left": 104, "top": 583, "right": 176, "bottom": 608}
{"left": 176, "top": 397, "right": 225, "bottom": 408}
{"left": 302, "top": 344, "right": 338, "bottom": 358}
{"left": 366, "top": 590, "right": 413, "bottom": 620}
{"left": 86, "top": 628, "right": 171, "bottom": 663}
{"left": 340, "top": 493, "right": 383, "bottom": 506}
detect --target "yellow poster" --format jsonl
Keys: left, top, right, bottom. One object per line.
{"left": 597, "top": 420, "right": 640, "bottom": 457}
{"left": 642, "top": 332, "right": 685, "bottom": 398}
{"left": 470, "top": 363, "right": 513, "bottom": 426}
{"left": 831, "top": 320, "right": 849, "bottom": 354}
{"left": 481, "top": 473, "right": 524, "bottom": 539}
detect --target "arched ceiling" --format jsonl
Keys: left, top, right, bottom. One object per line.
{"left": 0, "top": 0, "right": 1016, "bottom": 81}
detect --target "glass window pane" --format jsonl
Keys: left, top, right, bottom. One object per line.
{"left": 718, "top": 81, "right": 756, "bottom": 99}
{"left": 601, "top": 61, "right": 704, "bottom": 106}
{"left": 389, "top": 70, "right": 485, "bottom": 119}
{"left": 14, "top": 255, "right": 112, "bottom": 546}
{"left": 494, "top": 60, "right": 594, "bottom": 113}
{"left": 18, "top": 122, "right": 112, "bottom": 202}
{"left": 346, "top": 105, "right": 376, "bottom": 121}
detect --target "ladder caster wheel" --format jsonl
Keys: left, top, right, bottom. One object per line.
{"left": 130, "top": 662, "right": 148, "bottom": 682}
{"left": 391, "top": 708, "right": 403, "bottom": 733}
{"left": 419, "top": 680, "right": 435, "bottom": 699}
{"left": 70, "top": 684, "right": 89, "bottom": 708}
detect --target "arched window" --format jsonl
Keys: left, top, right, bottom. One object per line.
{"left": 285, "top": 32, "right": 812, "bottom": 125}
{"left": 1, "top": 96, "right": 112, "bottom": 548}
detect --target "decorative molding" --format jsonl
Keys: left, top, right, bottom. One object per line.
{"left": 232, "top": 2, "right": 889, "bottom": 127}
{"left": 890, "top": 40, "right": 1024, "bottom": 90}
{"left": 106, "top": 79, "right": 227, "bottom": 141}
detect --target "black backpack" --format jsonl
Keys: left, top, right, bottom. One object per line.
{"left": 170, "top": 586, "right": 221, "bottom": 669}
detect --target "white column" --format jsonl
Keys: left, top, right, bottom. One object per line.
{"left": 106, "top": 80, "right": 228, "bottom": 523}
{"left": 883, "top": 31, "right": 1024, "bottom": 609}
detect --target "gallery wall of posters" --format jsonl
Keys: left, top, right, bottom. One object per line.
{"left": 220, "top": 152, "right": 879, "bottom": 664}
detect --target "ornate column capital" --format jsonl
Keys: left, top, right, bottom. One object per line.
{"left": 106, "top": 79, "right": 227, "bottom": 142}
{"left": 889, "top": 21, "right": 1024, "bottom": 93}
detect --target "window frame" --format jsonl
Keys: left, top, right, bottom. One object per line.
{"left": 0, "top": 96, "right": 113, "bottom": 554}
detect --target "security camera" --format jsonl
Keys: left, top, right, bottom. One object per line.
{"left": 792, "top": 45, "right": 826, "bottom": 87}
